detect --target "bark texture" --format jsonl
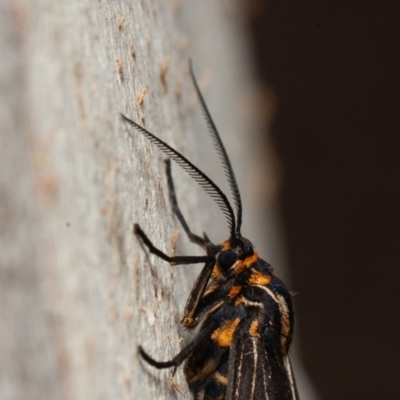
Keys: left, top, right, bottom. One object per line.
{"left": 0, "top": 1, "right": 305, "bottom": 399}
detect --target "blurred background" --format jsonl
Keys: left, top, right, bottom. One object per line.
{"left": 243, "top": 1, "right": 400, "bottom": 399}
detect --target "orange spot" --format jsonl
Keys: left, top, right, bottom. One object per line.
{"left": 248, "top": 270, "right": 271, "bottom": 285}
{"left": 244, "top": 252, "right": 259, "bottom": 266}
{"left": 211, "top": 264, "right": 223, "bottom": 280}
{"left": 229, "top": 285, "right": 241, "bottom": 299}
{"left": 234, "top": 252, "right": 259, "bottom": 274}
{"left": 233, "top": 261, "right": 243, "bottom": 273}
{"left": 211, "top": 317, "right": 241, "bottom": 347}
{"left": 249, "top": 319, "right": 260, "bottom": 337}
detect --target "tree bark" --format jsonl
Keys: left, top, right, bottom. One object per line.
{"left": 0, "top": 1, "right": 309, "bottom": 399}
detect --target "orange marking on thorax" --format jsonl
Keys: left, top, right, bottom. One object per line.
{"left": 228, "top": 285, "right": 242, "bottom": 299}
{"left": 211, "top": 317, "right": 241, "bottom": 347}
{"left": 234, "top": 251, "right": 259, "bottom": 274}
{"left": 248, "top": 269, "right": 271, "bottom": 285}
{"left": 245, "top": 252, "right": 259, "bottom": 266}
{"left": 222, "top": 241, "right": 231, "bottom": 250}
{"left": 211, "top": 264, "right": 223, "bottom": 280}
{"left": 249, "top": 319, "right": 261, "bottom": 337}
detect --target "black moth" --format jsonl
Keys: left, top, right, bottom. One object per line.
{"left": 121, "top": 63, "right": 299, "bottom": 400}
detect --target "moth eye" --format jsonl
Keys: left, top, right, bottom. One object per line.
{"left": 218, "top": 250, "right": 237, "bottom": 270}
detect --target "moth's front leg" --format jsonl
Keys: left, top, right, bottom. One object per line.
{"left": 134, "top": 224, "right": 212, "bottom": 265}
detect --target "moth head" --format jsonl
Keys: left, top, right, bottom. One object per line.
{"left": 216, "top": 236, "right": 254, "bottom": 274}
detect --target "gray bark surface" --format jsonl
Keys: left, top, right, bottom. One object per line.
{"left": 0, "top": 1, "right": 312, "bottom": 399}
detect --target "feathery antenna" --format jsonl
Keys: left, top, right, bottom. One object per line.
{"left": 121, "top": 114, "right": 236, "bottom": 238}
{"left": 189, "top": 61, "right": 243, "bottom": 235}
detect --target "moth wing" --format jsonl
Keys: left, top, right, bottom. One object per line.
{"left": 226, "top": 331, "right": 298, "bottom": 400}
{"left": 226, "top": 334, "right": 268, "bottom": 400}
{"left": 283, "top": 354, "right": 300, "bottom": 400}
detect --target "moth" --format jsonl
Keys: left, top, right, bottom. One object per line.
{"left": 121, "top": 63, "right": 299, "bottom": 400}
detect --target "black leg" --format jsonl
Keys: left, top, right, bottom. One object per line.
{"left": 134, "top": 224, "right": 213, "bottom": 265}
{"left": 165, "top": 159, "right": 206, "bottom": 248}
{"left": 138, "top": 319, "right": 218, "bottom": 369}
